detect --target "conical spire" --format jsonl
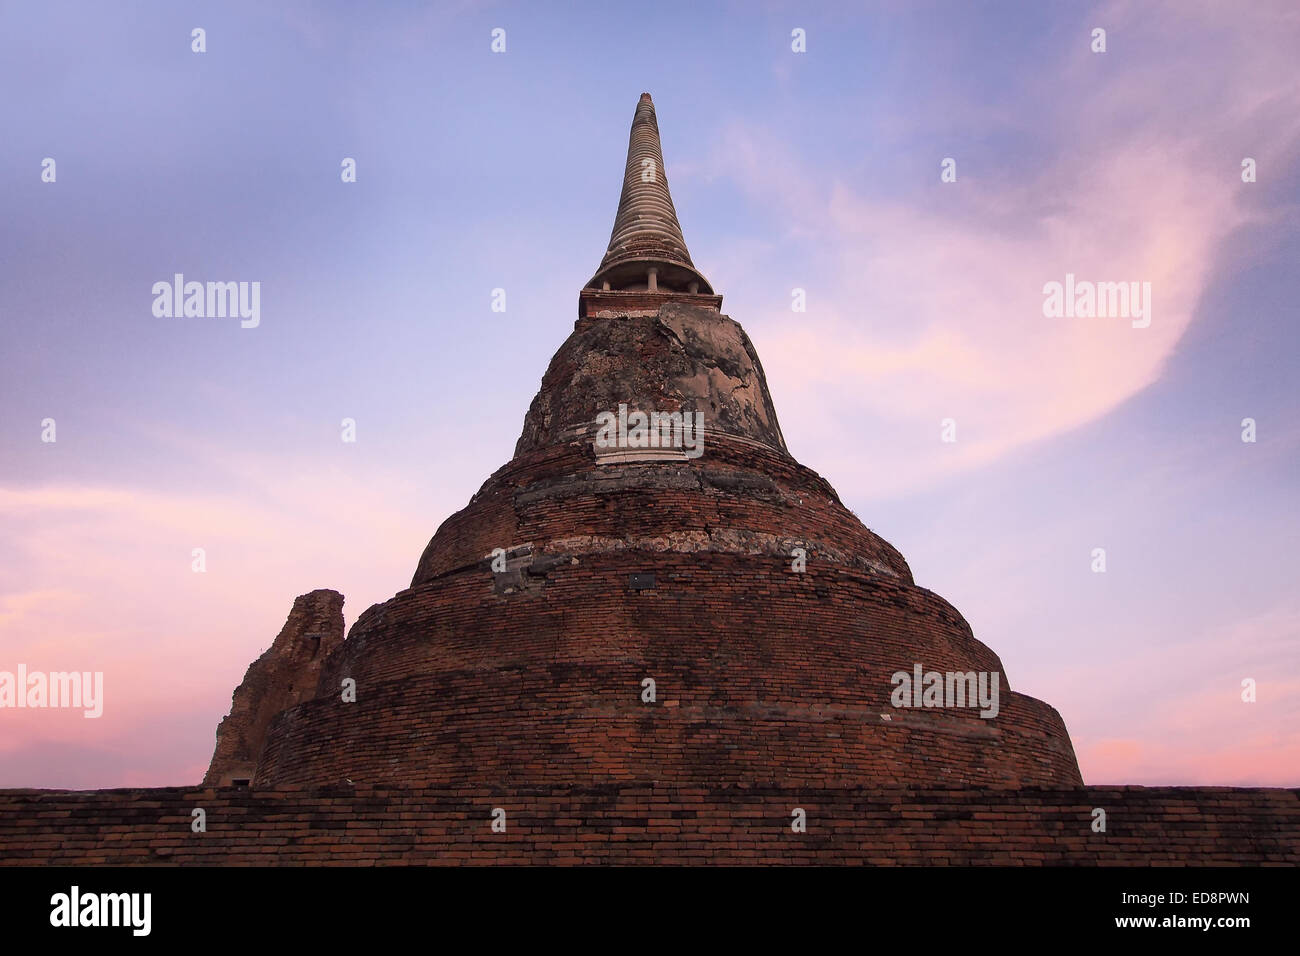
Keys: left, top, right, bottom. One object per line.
{"left": 586, "top": 93, "right": 713, "bottom": 295}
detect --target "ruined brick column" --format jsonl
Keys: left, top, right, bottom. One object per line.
{"left": 203, "top": 589, "right": 344, "bottom": 786}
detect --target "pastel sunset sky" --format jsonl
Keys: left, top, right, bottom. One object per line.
{"left": 2, "top": 0, "right": 1297, "bottom": 789}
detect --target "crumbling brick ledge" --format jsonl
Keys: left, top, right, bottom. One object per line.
{"left": 1, "top": 785, "right": 1295, "bottom": 865}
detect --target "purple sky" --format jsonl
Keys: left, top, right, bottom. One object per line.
{"left": 2, "top": 0, "right": 1297, "bottom": 788}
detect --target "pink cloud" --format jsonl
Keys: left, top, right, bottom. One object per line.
{"left": 695, "top": 2, "right": 1299, "bottom": 499}
{"left": 1034, "top": 606, "right": 1300, "bottom": 786}
{"left": 0, "top": 459, "right": 459, "bottom": 787}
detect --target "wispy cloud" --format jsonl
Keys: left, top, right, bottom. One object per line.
{"left": 702, "top": 0, "right": 1299, "bottom": 498}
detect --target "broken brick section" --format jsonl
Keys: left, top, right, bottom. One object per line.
{"left": 0, "top": 785, "right": 1295, "bottom": 865}
{"left": 203, "top": 590, "right": 344, "bottom": 787}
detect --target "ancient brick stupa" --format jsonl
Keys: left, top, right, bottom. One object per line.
{"left": 4, "top": 96, "right": 1294, "bottom": 866}
{"left": 205, "top": 92, "right": 1081, "bottom": 792}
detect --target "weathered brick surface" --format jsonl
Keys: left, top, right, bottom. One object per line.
{"left": 256, "top": 552, "right": 1079, "bottom": 789}
{"left": 412, "top": 433, "right": 915, "bottom": 586}
{"left": 1, "top": 786, "right": 1294, "bottom": 865}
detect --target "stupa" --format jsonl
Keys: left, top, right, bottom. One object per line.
{"left": 205, "top": 93, "right": 1082, "bottom": 792}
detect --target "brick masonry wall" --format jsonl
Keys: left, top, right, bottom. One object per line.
{"left": 1, "top": 786, "right": 1295, "bottom": 865}
{"left": 253, "top": 551, "right": 1081, "bottom": 789}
